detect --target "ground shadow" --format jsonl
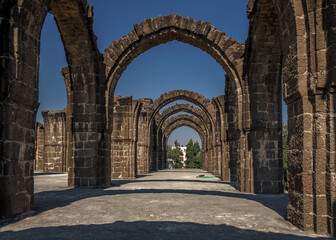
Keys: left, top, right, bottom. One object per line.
{"left": 0, "top": 221, "right": 330, "bottom": 239}
{"left": 34, "top": 172, "right": 66, "bottom": 176}
{"left": 111, "top": 179, "right": 237, "bottom": 188}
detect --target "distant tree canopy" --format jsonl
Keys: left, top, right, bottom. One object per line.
{"left": 185, "top": 139, "right": 202, "bottom": 169}
{"left": 167, "top": 140, "right": 183, "bottom": 168}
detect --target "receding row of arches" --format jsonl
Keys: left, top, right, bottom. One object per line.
{"left": 110, "top": 90, "right": 226, "bottom": 180}
{"left": 1, "top": 0, "right": 335, "bottom": 235}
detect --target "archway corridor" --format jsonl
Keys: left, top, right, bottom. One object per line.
{"left": 1, "top": 0, "right": 336, "bottom": 238}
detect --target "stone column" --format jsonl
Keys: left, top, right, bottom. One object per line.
{"left": 157, "top": 129, "right": 163, "bottom": 169}
{"left": 42, "top": 110, "right": 67, "bottom": 173}
{"left": 111, "top": 97, "right": 136, "bottom": 179}
{"left": 35, "top": 122, "right": 45, "bottom": 170}
{"left": 136, "top": 110, "right": 147, "bottom": 174}
{"left": 0, "top": 1, "right": 48, "bottom": 218}
{"left": 287, "top": 93, "right": 336, "bottom": 234}
{"left": 150, "top": 121, "right": 158, "bottom": 171}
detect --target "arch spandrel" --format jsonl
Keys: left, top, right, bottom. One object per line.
{"left": 156, "top": 103, "right": 211, "bottom": 131}
{"left": 162, "top": 114, "right": 207, "bottom": 137}
{"left": 150, "top": 89, "right": 217, "bottom": 126}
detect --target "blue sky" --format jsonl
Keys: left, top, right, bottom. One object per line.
{"left": 38, "top": 0, "right": 287, "bottom": 145}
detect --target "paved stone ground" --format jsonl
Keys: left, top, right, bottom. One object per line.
{"left": 0, "top": 169, "right": 331, "bottom": 239}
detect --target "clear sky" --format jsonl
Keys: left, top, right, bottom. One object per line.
{"left": 38, "top": 0, "right": 287, "bottom": 145}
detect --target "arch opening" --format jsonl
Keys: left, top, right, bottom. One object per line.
{"left": 166, "top": 126, "right": 203, "bottom": 169}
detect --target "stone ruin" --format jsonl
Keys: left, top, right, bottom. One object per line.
{"left": 1, "top": 0, "right": 336, "bottom": 236}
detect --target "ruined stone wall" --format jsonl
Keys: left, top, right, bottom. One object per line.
{"left": 245, "top": 0, "right": 336, "bottom": 235}
{"left": 224, "top": 77, "right": 239, "bottom": 182}
{"left": 0, "top": 0, "right": 109, "bottom": 219}
{"left": 42, "top": 110, "right": 67, "bottom": 173}
{"left": 213, "top": 95, "right": 229, "bottom": 181}
{"left": 0, "top": 0, "right": 49, "bottom": 219}
{"left": 150, "top": 121, "right": 158, "bottom": 171}
{"left": 111, "top": 96, "right": 137, "bottom": 179}
{"left": 243, "top": 0, "right": 283, "bottom": 194}
{"left": 35, "top": 122, "right": 45, "bottom": 170}
{"left": 136, "top": 98, "right": 152, "bottom": 174}
{"left": 1, "top": 2, "right": 334, "bottom": 235}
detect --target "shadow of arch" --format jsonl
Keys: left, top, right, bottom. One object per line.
{"left": 0, "top": 221, "right": 330, "bottom": 240}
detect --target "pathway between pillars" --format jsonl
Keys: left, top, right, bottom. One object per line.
{"left": 0, "top": 169, "right": 329, "bottom": 239}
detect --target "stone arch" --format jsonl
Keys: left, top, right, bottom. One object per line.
{"left": 153, "top": 91, "right": 212, "bottom": 116}
{"left": 0, "top": 0, "right": 109, "bottom": 219}
{"left": 246, "top": 0, "right": 336, "bottom": 234}
{"left": 155, "top": 103, "right": 211, "bottom": 134}
{"left": 162, "top": 115, "right": 207, "bottom": 143}
{"left": 161, "top": 115, "right": 208, "bottom": 149}
{"left": 150, "top": 90, "right": 217, "bottom": 133}
{"left": 103, "top": 14, "right": 245, "bottom": 128}
{"left": 161, "top": 114, "right": 209, "bottom": 171}
{"left": 154, "top": 104, "right": 212, "bottom": 170}
{"left": 146, "top": 90, "right": 218, "bottom": 171}
{"left": 165, "top": 122, "right": 205, "bottom": 145}
{"left": 163, "top": 121, "right": 206, "bottom": 170}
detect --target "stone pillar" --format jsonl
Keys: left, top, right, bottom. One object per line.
{"left": 0, "top": 1, "right": 49, "bottom": 218}
{"left": 162, "top": 136, "right": 167, "bottom": 169}
{"left": 213, "top": 142, "right": 221, "bottom": 176}
{"left": 150, "top": 121, "right": 158, "bottom": 171}
{"left": 111, "top": 97, "right": 136, "bottom": 179}
{"left": 237, "top": 132, "right": 252, "bottom": 192}
{"left": 42, "top": 110, "right": 67, "bottom": 173}
{"left": 157, "top": 129, "right": 163, "bottom": 169}
{"left": 242, "top": 0, "right": 283, "bottom": 194}
{"left": 136, "top": 110, "right": 148, "bottom": 174}
{"left": 135, "top": 98, "right": 152, "bottom": 175}
{"left": 35, "top": 122, "right": 45, "bottom": 170}
{"left": 221, "top": 140, "right": 230, "bottom": 182}
{"left": 287, "top": 94, "right": 336, "bottom": 234}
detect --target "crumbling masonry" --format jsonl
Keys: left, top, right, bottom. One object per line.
{"left": 0, "top": 0, "right": 336, "bottom": 236}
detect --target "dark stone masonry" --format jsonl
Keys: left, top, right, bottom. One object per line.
{"left": 0, "top": 0, "right": 335, "bottom": 236}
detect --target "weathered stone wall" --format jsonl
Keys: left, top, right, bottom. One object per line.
{"left": 136, "top": 98, "right": 152, "bottom": 174}
{"left": 246, "top": 0, "right": 336, "bottom": 235}
{"left": 213, "top": 95, "right": 229, "bottom": 181}
{"left": 42, "top": 110, "right": 67, "bottom": 173}
{"left": 111, "top": 96, "right": 137, "bottom": 179}
{"left": 149, "top": 121, "right": 158, "bottom": 171}
{"left": 224, "top": 76, "right": 240, "bottom": 182}
{"left": 0, "top": 0, "right": 110, "bottom": 220}
{"left": 0, "top": 0, "right": 49, "bottom": 219}
{"left": 35, "top": 122, "right": 45, "bottom": 170}
{"left": 244, "top": 0, "right": 283, "bottom": 194}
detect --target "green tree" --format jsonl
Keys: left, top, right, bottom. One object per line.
{"left": 194, "top": 141, "right": 200, "bottom": 154}
{"left": 185, "top": 139, "right": 195, "bottom": 167}
{"left": 185, "top": 139, "right": 202, "bottom": 168}
{"left": 167, "top": 140, "right": 183, "bottom": 168}
{"left": 194, "top": 154, "right": 203, "bottom": 169}
{"left": 282, "top": 125, "right": 288, "bottom": 190}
